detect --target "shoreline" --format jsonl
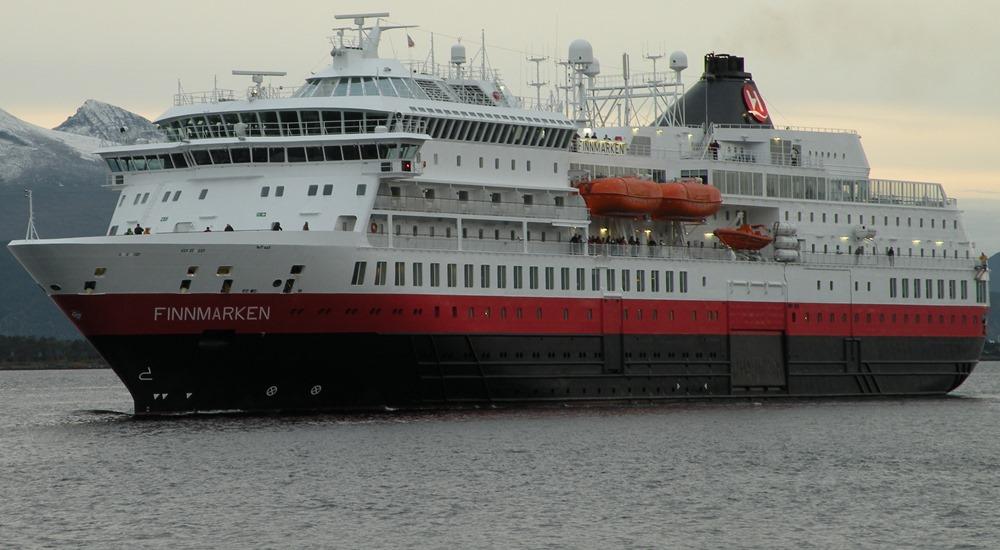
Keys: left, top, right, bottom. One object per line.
{"left": 0, "top": 362, "right": 108, "bottom": 371}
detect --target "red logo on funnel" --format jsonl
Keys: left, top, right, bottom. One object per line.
{"left": 742, "top": 83, "right": 770, "bottom": 123}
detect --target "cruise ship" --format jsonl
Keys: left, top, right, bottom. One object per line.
{"left": 8, "top": 13, "right": 989, "bottom": 414}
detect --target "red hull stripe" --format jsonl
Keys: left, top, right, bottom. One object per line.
{"left": 52, "top": 293, "right": 987, "bottom": 338}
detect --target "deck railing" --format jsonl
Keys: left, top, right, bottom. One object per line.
{"left": 373, "top": 194, "right": 589, "bottom": 221}
{"left": 366, "top": 233, "right": 977, "bottom": 269}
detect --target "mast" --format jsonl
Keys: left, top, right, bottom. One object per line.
{"left": 24, "top": 189, "right": 39, "bottom": 240}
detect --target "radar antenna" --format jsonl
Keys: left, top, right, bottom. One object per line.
{"left": 232, "top": 70, "right": 288, "bottom": 101}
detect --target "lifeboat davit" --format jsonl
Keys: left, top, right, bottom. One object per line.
{"left": 578, "top": 177, "right": 723, "bottom": 219}
{"left": 713, "top": 224, "right": 774, "bottom": 251}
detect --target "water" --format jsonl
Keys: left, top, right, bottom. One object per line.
{"left": 2, "top": 366, "right": 1000, "bottom": 549}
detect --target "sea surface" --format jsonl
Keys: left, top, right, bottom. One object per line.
{"left": 2, "top": 365, "right": 1000, "bottom": 549}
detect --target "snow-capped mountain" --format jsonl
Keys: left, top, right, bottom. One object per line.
{"left": 0, "top": 107, "right": 105, "bottom": 185}
{"left": 1, "top": 106, "right": 118, "bottom": 337}
{"left": 54, "top": 99, "right": 162, "bottom": 143}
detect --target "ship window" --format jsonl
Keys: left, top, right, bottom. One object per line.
{"left": 268, "top": 147, "right": 285, "bottom": 163}
{"left": 497, "top": 265, "right": 507, "bottom": 288}
{"left": 308, "top": 185, "right": 318, "bottom": 196}
{"left": 530, "top": 266, "right": 539, "bottom": 289}
{"left": 220, "top": 279, "right": 233, "bottom": 294}
{"left": 210, "top": 149, "right": 231, "bottom": 164}
{"left": 172, "top": 191, "right": 181, "bottom": 201}
{"left": 479, "top": 157, "right": 484, "bottom": 168}
{"left": 544, "top": 267, "right": 554, "bottom": 290}
{"left": 260, "top": 186, "right": 270, "bottom": 197}
{"left": 141, "top": 193, "right": 149, "bottom": 204}
{"left": 229, "top": 148, "right": 250, "bottom": 164}
{"left": 591, "top": 269, "right": 601, "bottom": 291}
{"left": 251, "top": 148, "right": 268, "bottom": 163}
{"left": 342, "top": 145, "right": 361, "bottom": 161}
{"left": 577, "top": 268, "right": 586, "bottom": 291}
{"left": 171, "top": 153, "right": 188, "bottom": 168}
{"left": 554, "top": 162, "right": 559, "bottom": 174}
{"left": 287, "top": 147, "right": 307, "bottom": 163}
{"left": 179, "top": 279, "right": 191, "bottom": 293}
{"left": 430, "top": 263, "right": 440, "bottom": 287}
{"left": 464, "top": 264, "right": 474, "bottom": 288}
{"left": 323, "top": 185, "right": 333, "bottom": 196}
{"left": 889, "top": 278, "right": 897, "bottom": 298}
{"left": 511, "top": 159, "right": 516, "bottom": 170}
{"left": 456, "top": 155, "right": 462, "bottom": 167}
{"left": 447, "top": 264, "right": 457, "bottom": 287}
{"left": 198, "top": 189, "right": 208, "bottom": 200}
{"left": 324, "top": 146, "right": 343, "bottom": 161}
{"left": 361, "top": 144, "right": 379, "bottom": 160}
{"left": 513, "top": 266, "right": 523, "bottom": 289}
{"left": 621, "top": 270, "right": 630, "bottom": 292}
{"left": 665, "top": 271, "right": 674, "bottom": 292}
{"left": 679, "top": 271, "right": 688, "bottom": 293}
{"left": 192, "top": 150, "right": 212, "bottom": 165}
{"left": 495, "top": 158, "right": 500, "bottom": 169}
{"left": 523, "top": 195, "right": 533, "bottom": 205}
{"left": 275, "top": 186, "right": 284, "bottom": 197}
{"left": 481, "top": 265, "right": 490, "bottom": 288}
{"left": 373, "top": 261, "right": 387, "bottom": 286}
{"left": 306, "top": 146, "right": 324, "bottom": 162}
{"left": 356, "top": 184, "right": 366, "bottom": 196}
{"left": 133, "top": 194, "right": 141, "bottom": 205}
{"left": 607, "top": 269, "right": 616, "bottom": 292}
{"left": 161, "top": 192, "right": 170, "bottom": 202}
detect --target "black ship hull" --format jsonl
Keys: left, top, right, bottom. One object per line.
{"left": 90, "top": 332, "right": 983, "bottom": 415}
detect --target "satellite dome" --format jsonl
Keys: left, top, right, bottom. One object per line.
{"left": 669, "top": 51, "right": 688, "bottom": 72}
{"left": 568, "top": 39, "right": 594, "bottom": 65}
{"left": 450, "top": 42, "right": 467, "bottom": 65}
{"left": 583, "top": 57, "right": 601, "bottom": 77}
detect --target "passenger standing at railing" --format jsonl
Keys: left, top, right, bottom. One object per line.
{"left": 887, "top": 246, "right": 895, "bottom": 266}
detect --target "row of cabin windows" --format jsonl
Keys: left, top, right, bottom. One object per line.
{"left": 815, "top": 280, "right": 875, "bottom": 293}
{"left": 783, "top": 209, "right": 958, "bottom": 230}
{"left": 161, "top": 110, "right": 394, "bottom": 139}
{"left": 117, "top": 182, "right": 366, "bottom": 208}
{"left": 889, "top": 278, "right": 974, "bottom": 301}
{"left": 435, "top": 154, "right": 556, "bottom": 174}
{"left": 105, "top": 143, "right": 419, "bottom": 172}
{"left": 423, "top": 118, "right": 573, "bottom": 149}
{"left": 351, "top": 261, "right": 692, "bottom": 294}
{"left": 810, "top": 243, "right": 967, "bottom": 260}
{"left": 342, "top": 303, "right": 717, "bottom": 325}
{"left": 789, "top": 310, "right": 981, "bottom": 326}
{"left": 159, "top": 108, "right": 572, "bottom": 150}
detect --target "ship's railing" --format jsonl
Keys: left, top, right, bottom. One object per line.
{"left": 367, "top": 234, "right": 733, "bottom": 260}
{"left": 798, "top": 251, "right": 974, "bottom": 269}
{"left": 373, "top": 194, "right": 589, "bottom": 221}
{"left": 366, "top": 233, "right": 977, "bottom": 269}
{"left": 160, "top": 119, "right": 428, "bottom": 141}
{"left": 173, "top": 85, "right": 302, "bottom": 106}
{"left": 173, "top": 89, "right": 239, "bottom": 105}
{"left": 701, "top": 123, "right": 858, "bottom": 135}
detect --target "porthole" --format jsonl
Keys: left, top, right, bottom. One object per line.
{"left": 49, "top": 284, "right": 62, "bottom": 291}
{"left": 272, "top": 279, "right": 282, "bottom": 287}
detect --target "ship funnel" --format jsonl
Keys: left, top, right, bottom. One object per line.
{"left": 662, "top": 53, "right": 773, "bottom": 128}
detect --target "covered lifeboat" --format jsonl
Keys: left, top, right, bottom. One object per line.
{"left": 578, "top": 177, "right": 722, "bottom": 219}
{"left": 713, "top": 224, "right": 773, "bottom": 250}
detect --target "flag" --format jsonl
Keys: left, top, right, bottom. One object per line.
{"left": 407, "top": 34, "right": 415, "bottom": 48}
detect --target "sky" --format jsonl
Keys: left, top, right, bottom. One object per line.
{"left": 2, "top": 0, "right": 998, "bottom": 249}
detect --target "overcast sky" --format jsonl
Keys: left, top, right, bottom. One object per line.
{"left": 3, "top": 0, "right": 999, "bottom": 250}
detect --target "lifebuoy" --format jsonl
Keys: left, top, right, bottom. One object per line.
{"left": 370, "top": 222, "right": 378, "bottom": 233}
{"left": 492, "top": 90, "right": 502, "bottom": 102}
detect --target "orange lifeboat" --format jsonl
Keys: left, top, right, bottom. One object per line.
{"left": 656, "top": 180, "right": 723, "bottom": 220}
{"left": 578, "top": 177, "right": 661, "bottom": 217}
{"left": 713, "top": 224, "right": 773, "bottom": 251}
